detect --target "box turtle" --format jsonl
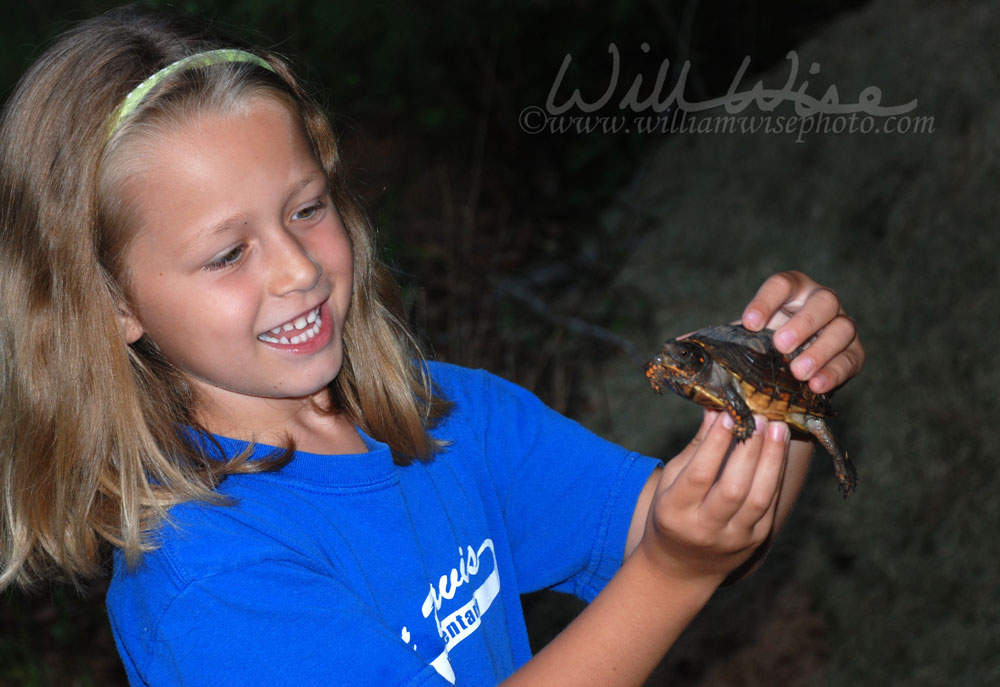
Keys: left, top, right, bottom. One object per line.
{"left": 644, "top": 324, "right": 857, "bottom": 496}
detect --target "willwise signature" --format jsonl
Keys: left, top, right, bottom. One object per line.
{"left": 544, "top": 43, "right": 918, "bottom": 118}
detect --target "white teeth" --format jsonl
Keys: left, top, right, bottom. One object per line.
{"left": 257, "top": 307, "right": 323, "bottom": 346}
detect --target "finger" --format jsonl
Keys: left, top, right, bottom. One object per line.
{"left": 771, "top": 285, "right": 843, "bottom": 355}
{"left": 689, "top": 409, "right": 721, "bottom": 450}
{"left": 662, "top": 410, "right": 721, "bottom": 485}
{"left": 786, "top": 313, "right": 858, "bottom": 381}
{"left": 742, "top": 271, "right": 812, "bottom": 331}
{"left": 703, "top": 415, "right": 767, "bottom": 523}
{"left": 673, "top": 412, "right": 736, "bottom": 506}
{"left": 735, "top": 421, "right": 789, "bottom": 530}
{"left": 662, "top": 410, "right": 723, "bottom": 488}
{"left": 808, "top": 335, "right": 865, "bottom": 393}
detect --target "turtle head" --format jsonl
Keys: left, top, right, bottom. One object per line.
{"left": 644, "top": 339, "right": 710, "bottom": 395}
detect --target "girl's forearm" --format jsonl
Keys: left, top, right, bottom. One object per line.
{"left": 500, "top": 549, "right": 721, "bottom": 687}
{"left": 776, "top": 437, "right": 813, "bottom": 525}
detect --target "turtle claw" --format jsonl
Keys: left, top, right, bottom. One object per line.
{"left": 835, "top": 454, "right": 859, "bottom": 498}
{"left": 729, "top": 410, "right": 756, "bottom": 441}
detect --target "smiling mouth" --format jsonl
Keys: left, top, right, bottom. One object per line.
{"left": 257, "top": 306, "right": 322, "bottom": 345}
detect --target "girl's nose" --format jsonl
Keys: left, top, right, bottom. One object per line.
{"left": 267, "top": 229, "right": 321, "bottom": 295}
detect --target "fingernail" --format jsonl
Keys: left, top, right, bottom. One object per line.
{"left": 744, "top": 309, "right": 763, "bottom": 330}
{"left": 769, "top": 422, "right": 789, "bottom": 442}
{"left": 754, "top": 415, "right": 767, "bottom": 433}
{"left": 721, "top": 413, "right": 735, "bottom": 430}
{"left": 775, "top": 330, "right": 797, "bottom": 352}
{"left": 792, "top": 356, "right": 814, "bottom": 377}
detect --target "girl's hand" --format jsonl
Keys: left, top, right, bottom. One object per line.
{"left": 740, "top": 270, "right": 864, "bottom": 394}
{"left": 639, "top": 410, "right": 790, "bottom": 584}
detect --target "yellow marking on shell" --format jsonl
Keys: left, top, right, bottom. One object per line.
{"left": 691, "top": 385, "right": 725, "bottom": 410}
{"left": 760, "top": 394, "right": 790, "bottom": 415}
{"left": 733, "top": 380, "right": 815, "bottom": 433}
{"left": 739, "top": 380, "right": 798, "bottom": 417}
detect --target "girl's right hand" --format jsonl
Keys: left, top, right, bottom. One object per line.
{"left": 638, "top": 410, "right": 790, "bottom": 584}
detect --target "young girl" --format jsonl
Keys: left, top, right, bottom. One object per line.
{"left": 0, "top": 6, "right": 863, "bottom": 686}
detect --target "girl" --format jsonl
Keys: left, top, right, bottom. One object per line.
{"left": 0, "top": 6, "right": 863, "bottom": 686}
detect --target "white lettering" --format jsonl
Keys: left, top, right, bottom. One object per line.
{"left": 412, "top": 539, "right": 500, "bottom": 685}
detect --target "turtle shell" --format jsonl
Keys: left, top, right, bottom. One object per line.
{"left": 684, "top": 324, "right": 832, "bottom": 422}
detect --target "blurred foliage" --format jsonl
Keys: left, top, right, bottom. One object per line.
{"left": 1, "top": 583, "right": 120, "bottom": 686}
{"left": 2, "top": 0, "right": 874, "bottom": 685}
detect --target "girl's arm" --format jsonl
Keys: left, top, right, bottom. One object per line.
{"left": 504, "top": 410, "right": 790, "bottom": 686}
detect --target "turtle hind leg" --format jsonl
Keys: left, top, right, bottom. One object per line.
{"left": 804, "top": 415, "right": 858, "bottom": 497}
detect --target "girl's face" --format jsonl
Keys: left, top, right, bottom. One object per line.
{"left": 119, "top": 98, "right": 353, "bottom": 431}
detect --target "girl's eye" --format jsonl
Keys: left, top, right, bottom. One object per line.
{"left": 204, "top": 244, "right": 246, "bottom": 271}
{"left": 292, "top": 199, "right": 327, "bottom": 222}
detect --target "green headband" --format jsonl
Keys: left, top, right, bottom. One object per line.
{"left": 106, "top": 49, "right": 275, "bottom": 139}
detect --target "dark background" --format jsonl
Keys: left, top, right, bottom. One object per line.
{"left": 3, "top": 1, "right": 997, "bottom": 685}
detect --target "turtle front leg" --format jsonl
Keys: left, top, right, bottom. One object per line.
{"left": 804, "top": 415, "right": 858, "bottom": 497}
{"left": 719, "top": 379, "right": 756, "bottom": 442}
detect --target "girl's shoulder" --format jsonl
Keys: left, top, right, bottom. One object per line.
{"left": 423, "top": 359, "right": 489, "bottom": 395}
{"left": 424, "top": 360, "right": 537, "bottom": 412}
{"left": 424, "top": 359, "right": 614, "bottom": 463}
{"left": 423, "top": 360, "right": 550, "bottom": 435}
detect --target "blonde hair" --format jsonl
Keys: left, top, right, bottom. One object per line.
{"left": 0, "top": 7, "right": 449, "bottom": 589}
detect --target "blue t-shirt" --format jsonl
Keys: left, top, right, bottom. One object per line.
{"left": 107, "top": 362, "right": 661, "bottom": 686}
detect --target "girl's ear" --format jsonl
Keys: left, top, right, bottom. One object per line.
{"left": 116, "top": 302, "right": 145, "bottom": 344}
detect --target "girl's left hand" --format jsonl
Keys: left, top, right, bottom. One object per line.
{"left": 740, "top": 270, "right": 864, "bottom": 394}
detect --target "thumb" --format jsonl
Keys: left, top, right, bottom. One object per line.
{"left": 663, "top": 409, "right": 721, "bottom": 482}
